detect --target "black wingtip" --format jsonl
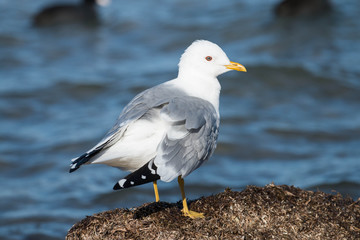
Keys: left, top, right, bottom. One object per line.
{"left": 69, "top": 163, "right": 80, "bottom": 173}
{"left": 69, "top": 146, "right": 105, "bottom": 174}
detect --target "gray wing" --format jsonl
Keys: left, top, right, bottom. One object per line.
{"left": 154, "top": 97, "right": 220, "bottom": 182}
{"left": 70, "top": 83, "right": 187, "bottom": 171}
{"left": 102, "top": 83, "right": 187, "bottom": 146}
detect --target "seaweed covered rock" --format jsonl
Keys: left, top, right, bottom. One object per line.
{"left": 66, "top": 184, "right": 360, "bottom": 240}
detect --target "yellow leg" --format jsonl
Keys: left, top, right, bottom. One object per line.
{"left": 177, "top": 176, "right": 204, "bottom": 219}
{"left": 153, "top": 181, "right": 160, "bottom": 202}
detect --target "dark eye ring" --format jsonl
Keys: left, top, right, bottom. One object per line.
{"left": 205, "top": 56, "right": 212, "bottom": 61}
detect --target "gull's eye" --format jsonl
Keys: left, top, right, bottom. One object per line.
{"left": 205, "top": 56, "right": 212, "bottom": 61}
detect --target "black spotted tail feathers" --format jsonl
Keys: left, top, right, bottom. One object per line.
{"left": 113, "top": 160, "right": 160, "bottom": 190}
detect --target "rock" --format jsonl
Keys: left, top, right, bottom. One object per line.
{"left": 66, "top": 184, "right": 360, "bottom": 240}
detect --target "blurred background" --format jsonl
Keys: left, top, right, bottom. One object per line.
{"left": 1, "top": 0, "right": 359, "bottom": 239}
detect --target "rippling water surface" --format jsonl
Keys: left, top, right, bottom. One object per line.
{"left": 1, "top": 0, "right": 360, "bottom": 239}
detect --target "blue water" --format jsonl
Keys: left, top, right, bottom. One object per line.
{"left": 1, "top": 0, "right": 360, "bottom": 239}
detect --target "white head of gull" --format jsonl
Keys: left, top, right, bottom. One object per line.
{"left": 175, "top": 40, "right": 246, "bottom": 112}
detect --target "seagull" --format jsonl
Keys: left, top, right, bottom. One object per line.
{"left": 69, "top": 40, "right": 246, "bottom": 218}
{"left": 32, "top": 0, "right": 106, "bottom": 27}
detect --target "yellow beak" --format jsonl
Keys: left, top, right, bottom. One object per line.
{"left": 225, "top": 61, "right": 247, "bottom": 72}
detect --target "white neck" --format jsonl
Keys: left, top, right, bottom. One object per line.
{"left": 172, "top": 69, "right": 221, "bottom": 114}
